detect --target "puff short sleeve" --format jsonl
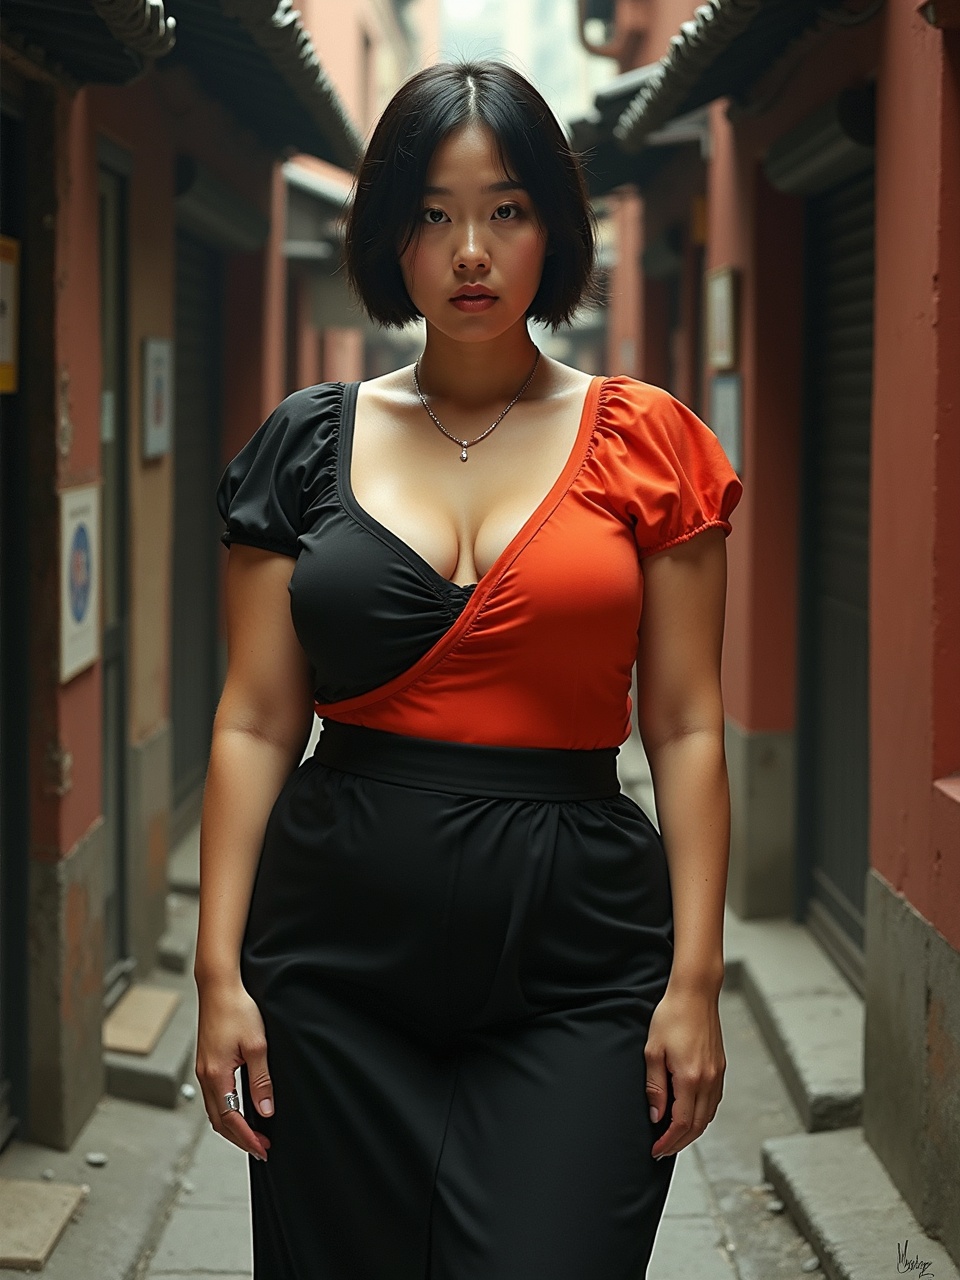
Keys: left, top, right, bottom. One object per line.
{"left": 606, "top": 379, "right": 743, "bottom": 558}
{"left": 216, "top": 383, "right": 342, "bottom": 558}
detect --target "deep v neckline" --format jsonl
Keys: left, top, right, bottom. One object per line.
{"left": 338, "top": 375, "right": 603, "bottom": 600}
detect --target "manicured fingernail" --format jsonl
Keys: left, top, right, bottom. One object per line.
{"left": 649, "top": 1106, "right": 659, "bottom": 1123}
{"left": 252, "top": 1152, "right": 266, "bottom": 1162}
{"left": 260, "top": 1100, "right": 274, "bottom": 1116}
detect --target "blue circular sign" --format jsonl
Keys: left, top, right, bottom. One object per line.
{"left": 69, "top": 522, "right": 92, "bottom": 624}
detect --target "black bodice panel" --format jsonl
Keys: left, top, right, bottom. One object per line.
{"left": 217, "top": 382, "right": 476, "bottom": 704}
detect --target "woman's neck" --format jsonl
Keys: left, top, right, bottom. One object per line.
{"left": 414, "top": 320, "right": 543, "bottom": 409}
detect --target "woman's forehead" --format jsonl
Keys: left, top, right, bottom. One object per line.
{"left": 425, "top": 123, "right": 520, "bottom": 190}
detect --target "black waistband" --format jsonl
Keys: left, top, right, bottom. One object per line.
{"left": 313, "top": 720, "right": 622, "bottom": 801}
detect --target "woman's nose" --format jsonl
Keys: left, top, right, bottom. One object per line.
{"left": 454, "top": 223, "right": 490, "bottom": 270}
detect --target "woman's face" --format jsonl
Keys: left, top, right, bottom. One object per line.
{"left": 399, "top": 121, "right": 548, "bottom": 341}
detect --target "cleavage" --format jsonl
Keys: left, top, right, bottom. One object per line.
{"left": 348, "top": 383, "right": 586, "bottom": 589}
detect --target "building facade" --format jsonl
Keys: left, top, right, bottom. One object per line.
{"left": 571, "top": 0, "right": 960, "bottom": 1265}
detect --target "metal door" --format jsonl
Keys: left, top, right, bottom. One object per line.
{"left": 797, "top": 167, "right": 875, "bottom": 993}
{"left": 171, "top": 233, "right": 222, "bottom": 837}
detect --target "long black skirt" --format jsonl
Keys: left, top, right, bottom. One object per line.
{"left": 238, "top": 719, "right": 677, "bottom": 1279}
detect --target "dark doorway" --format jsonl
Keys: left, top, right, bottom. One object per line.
{"left": 98, "top": 161, "right": 132, "bottom": 1001}
{"left": 797, "top": 166, "right": 875, "bottom": 994}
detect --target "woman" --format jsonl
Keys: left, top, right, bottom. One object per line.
{"left": 195, "top": 58, "right": 742, "bottom": 1279}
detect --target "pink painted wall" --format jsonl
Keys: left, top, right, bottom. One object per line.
{"left": 606, "top": 190, "right": 642, "bottom": 375}
{"left": 871, "top": 15, "right": 960, "bottom": 949}
{"left": 46, "top": 66, "right": 282, "bottom": 863}
{"left": 704, "top": 22, "right": 880, "bottom": 735}
{"left": 47, "top": 89, "right": 103, "bottom": 863}
{"left": 602, "top": 0, "right": 960, "bottom": 953}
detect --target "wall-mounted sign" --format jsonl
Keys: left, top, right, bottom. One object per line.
{"left": 0, "top": 235, "right": 20, "bottom": 394}
{"left": 705, "top": 265, "right": 739, "bottom": 371}
{"left": 142, "top": 337, "right": 173, "bottom": 459}
{"left": 709, "top": 372, "right": 743, "bottom": 476}
{"left": 60, "top": 483, "right": 101, "bottom": 682}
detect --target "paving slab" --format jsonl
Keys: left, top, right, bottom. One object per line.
{"left": 659, "top": 1147, "right": 712, "bottom": 1218}
{"left": 0, "top": 1179, "right": 88, "bottom": 1270}
{"left": 142, "top": 1129, "right": 251, "bottom": 1279}
{"left": 763, "top": 1128, "right": 959, "bottom": 1280}
{"left": 103, "top": 985, "right": 181, "bottom": 1055}
{"left": 650, "top": 1215, "right": 736, "bottom": 1279}
{"left": 179, "top": 1127, "right": 250, "bottom": 1209}
{"left": 146, "top": 1202, "right": 253, "bottom": 1276}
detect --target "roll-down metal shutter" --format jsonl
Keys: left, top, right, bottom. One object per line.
{"left": 172, "top": 232, "right": 222, "bottom": 834}
{"left": 797, "top": 167, "right": 874, "bottom": 994}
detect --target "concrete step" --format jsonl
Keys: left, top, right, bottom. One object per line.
{"left": 762, "top": 1128, "right": 959, "bottom": 1280}
{"left": 104, "top": 971, "right": 197, "bottom": 1110}
{"left": 168, "top": 826, "right": 200, "bottom": 897}
{"left": 722, "top": 910, "right": 863, "bottom": 1131}
{"left": 158, "top": 893, "right": 199, "bottom": 975}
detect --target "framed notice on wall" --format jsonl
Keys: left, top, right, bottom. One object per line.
{"left": 709, "top": 372, "right": 743, "bottom": 476}
{"left": 60, "top": 484, "right": 101, "bottom": 682}
{"left": 705, "top": 265, "right": 739, "bottom": 371}
{"left": 142, "top": 337, "right": 173, "bottom": 459}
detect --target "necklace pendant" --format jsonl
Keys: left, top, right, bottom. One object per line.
{"left": 460, "top": 446, "right": 468, "bottom": 462}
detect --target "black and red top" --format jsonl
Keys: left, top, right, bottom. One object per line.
{"left": 217, "top": 375, "right": 742, "bottom": 750}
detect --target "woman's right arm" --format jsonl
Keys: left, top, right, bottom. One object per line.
{"left": 194, "top": 543, "right": 315, "bottom": 1160}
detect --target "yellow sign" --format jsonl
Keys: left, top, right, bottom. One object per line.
{"left": 0, "top": 235, "right": 20, "bottom": 394}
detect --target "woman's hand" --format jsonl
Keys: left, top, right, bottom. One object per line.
{"left": 645, "top": 980, "right": 725, "bottom": 1160}
{"left": 195, "top": 975, "right": 274, "bottom": 1162}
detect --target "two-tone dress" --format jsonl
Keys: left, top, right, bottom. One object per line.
{"left": 215, "top": 373, "right": 742, "bottom": 1280}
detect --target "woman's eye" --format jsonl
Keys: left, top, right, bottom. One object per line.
{"left": 493, "top": 203, "right": 520, "bottom": 220}
{"left": 422, "top": 208, "right": 447, "bottom": 224}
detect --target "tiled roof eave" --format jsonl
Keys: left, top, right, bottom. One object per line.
{"left": 89, "top": 0, "right": 177, "bottom": 60}
{"left": 220, "top": 0, "right": 362, "bottom": 171}
{"left": 613, "top": 0, "right": 763, "bottom": 154}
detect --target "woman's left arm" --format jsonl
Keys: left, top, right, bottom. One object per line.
{"left": 635, "top": 525, "right": 731, "bottom": 1159}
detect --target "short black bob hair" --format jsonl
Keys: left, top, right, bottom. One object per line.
{"left": 342, "top": 59, "right": 602, "bottom": 332}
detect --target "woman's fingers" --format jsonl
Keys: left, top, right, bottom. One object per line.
{"left": 243, "top": 1038, "right": 276, "bottom": 1120}
{"left": 198, "top": 1068, "right": 271, "bottom": 1160}
{"left": 650, "top": 1070, "right": 693, "bottom": 1159}
{"left": 195, "top": 980, "right": 274, "bottom": 1161}
{"left": 651, "top": 1067, "right": 723, "bottom": 1159}
{"left": 220, "top": 1105, "right": 270, "bottom": 1161}
{"left": 645, "top": 1047, "right": 670, "bottom": 1127}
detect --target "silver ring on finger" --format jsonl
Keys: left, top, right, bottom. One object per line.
{"left": 220, "top": 1089, "right": 241, "bottom": 1116}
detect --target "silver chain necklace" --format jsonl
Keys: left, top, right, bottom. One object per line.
{"left": 413, "top": 348, "right": 541, "bottom": 461}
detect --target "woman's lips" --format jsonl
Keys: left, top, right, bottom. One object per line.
{"left": 450, "top": 295, "right": 498, "bottom": 312}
